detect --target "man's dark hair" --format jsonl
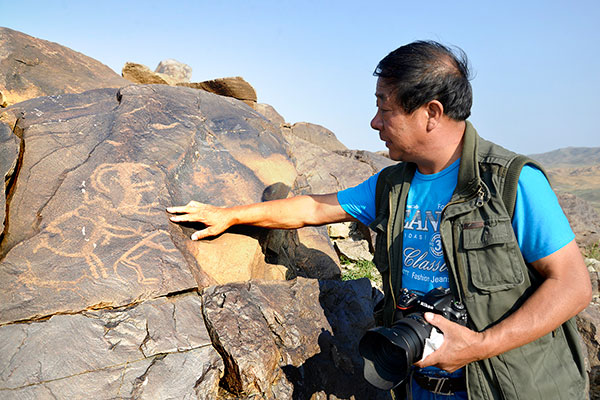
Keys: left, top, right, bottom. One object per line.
{"left": 374, "top": 40, "right": 473, "bottom": 120}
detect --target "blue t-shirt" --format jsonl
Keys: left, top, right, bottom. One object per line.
{"left": 337, "top": 161, "right": 574, "bottom": 278}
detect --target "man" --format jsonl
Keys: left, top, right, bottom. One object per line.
{"left": 168, "top": 41, "right": 591, "bottom": 399}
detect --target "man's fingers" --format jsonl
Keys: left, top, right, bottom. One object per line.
{"left": 191, "top": 230, "right": 205, "bottom": 241}
{"left": 166, "top": 205, "right": 190, "bottom": 214}
{"left": 424, "top": 312, "right": 449, "bottom": 331}
{"left": 191, "top": 227, "right": 218, "bottom": 240}
{"left": 166, "top": 201, "right": 204, "bottom": 214}
{"left": 169, "top": 213, "right": 200, "bottom": 222}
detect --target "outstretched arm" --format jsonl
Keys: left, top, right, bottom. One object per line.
{"left": 415, "top": 239, "right": 592, "bottom": 372}
{"left": 167, "top": 193, "right": 354, "bottom": 240}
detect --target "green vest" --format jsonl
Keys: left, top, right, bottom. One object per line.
{"left": 370, "top": 122, "right": 587, "bottom": 399}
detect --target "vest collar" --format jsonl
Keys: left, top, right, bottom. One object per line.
{"left": 454, "top": 120, "right": 481, "bottom": 199}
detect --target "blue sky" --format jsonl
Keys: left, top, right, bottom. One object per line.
{"left": 2, "top": 1, "right": 598, "bottom": 155}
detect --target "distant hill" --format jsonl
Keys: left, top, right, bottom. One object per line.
{"left": 528, "top": 147, "right": 600, "bottom": 216}
{"left": 529, "top": 147, "right": 600, "bottom": 168}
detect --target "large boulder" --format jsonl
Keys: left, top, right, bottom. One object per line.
{"left": 0, "top": 27, "right": 128, "bottom": 106}
{"left": 0, "top": 84, "right": 339, "bottom": 325}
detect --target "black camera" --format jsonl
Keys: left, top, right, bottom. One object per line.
{"left": 359, "top": 287, "right": 467, "bottom": 390}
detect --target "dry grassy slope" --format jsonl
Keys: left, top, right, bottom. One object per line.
{"left": 529, "top": 147, "right": 600, "bottom": 214}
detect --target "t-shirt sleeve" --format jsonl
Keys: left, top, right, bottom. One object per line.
{"left": 512, "top": 165, "right": 575, "bottom": 263}
{"left": 336, "top": 172, "right": 380, "bottom": 226}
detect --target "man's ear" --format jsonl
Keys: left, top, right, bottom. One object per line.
{"left": 425, "top": 100, "right": 444, "bottom": 131}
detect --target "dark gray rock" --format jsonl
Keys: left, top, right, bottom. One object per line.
{"left": 0, "top": 292, "right": 223, "bottom": 399}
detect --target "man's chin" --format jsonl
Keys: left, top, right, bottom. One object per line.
{"left": 388, "top": 150, "right": 402, "bottom": 161}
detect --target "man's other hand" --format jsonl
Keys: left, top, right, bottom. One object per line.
{"left": 414, "top": 312, "right": 485, "bottom": 373}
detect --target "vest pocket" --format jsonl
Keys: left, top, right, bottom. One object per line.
{"left": 461, "top": 218, "right": 524, "bottom": 293}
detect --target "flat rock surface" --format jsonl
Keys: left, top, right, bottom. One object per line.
{"left": 0, "top": 84, "right": 302, "bottom": 324}
{"left": 0, "top": 27, "right": 128, "bottom": 106}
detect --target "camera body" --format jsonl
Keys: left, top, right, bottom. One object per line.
{"left": 359, "top": 287, "right": 467, "bottom": 390}
{"left": 396, "top": 287, "right": 467, "bottom": 327}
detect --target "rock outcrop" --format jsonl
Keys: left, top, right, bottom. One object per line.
{"left": 0, "top": 274, "right": 388, "bottom": 399}
{"left": 0, "top": 84, "right": 341, "bottom": 326}
{"left": 281, "top": 128, "right": 391, "bottom": 195}
{"left": 0, "top": 27, "right": 128, "bottom": 106}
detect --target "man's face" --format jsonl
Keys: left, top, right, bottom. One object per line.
{"left": 371, "top": 78, "right": 428, "bottom": 162}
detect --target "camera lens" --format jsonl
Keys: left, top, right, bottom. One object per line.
{"left": 359, "top": 314, "right": 433, "bottom": 390}
{"left": 371, "top": 335, "right": 409, "bottom": 377}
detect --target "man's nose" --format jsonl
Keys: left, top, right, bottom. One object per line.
{"left": 371, "top": 110, "right": 382, "bottom": 131}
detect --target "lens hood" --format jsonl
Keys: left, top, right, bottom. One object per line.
{"left": 359, "top": 316, "right": 432, "bottom": 390}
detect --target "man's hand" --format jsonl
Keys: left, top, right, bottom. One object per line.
{"left": 414, "top": 312, "right": 485, "bottom": 373}
{"left": 167, "top": 201, "right": 233, "bottom": 240}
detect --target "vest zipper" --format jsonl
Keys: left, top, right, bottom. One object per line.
{"left": 475, "top": 186, "right": 485, "bottom": 207}
{"left": 441, "top": 183, "right": 486, "bottom": 304}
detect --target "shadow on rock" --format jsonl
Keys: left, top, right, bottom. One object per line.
{"left": 280, "top": 280, "right": 392, "bottom": 400}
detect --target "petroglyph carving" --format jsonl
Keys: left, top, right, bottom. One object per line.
{"left": 31, "top": 163, "right": 176, "bottom": 285}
